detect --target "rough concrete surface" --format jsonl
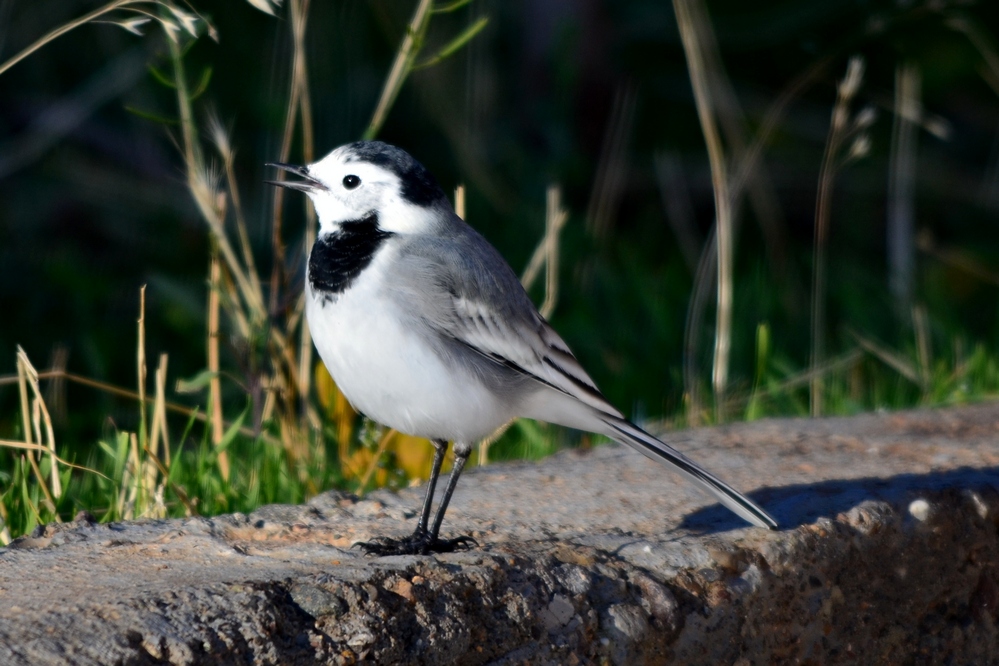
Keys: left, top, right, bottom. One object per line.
{"left": 2, "top": 404, "right": 999, "bottom": 665}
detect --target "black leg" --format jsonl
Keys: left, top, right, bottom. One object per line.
{"left": 416, "top": 439, "right": 447, "bottom": 535}
{"left": 427, "top": 444, "right": 470, "bottom": 543}
{"left": 355, "top": 440, "right": 477, "bottom": 556}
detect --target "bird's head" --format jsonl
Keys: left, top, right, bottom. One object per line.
{"left": 267, "top": 141, "right": 450, "bottom": 236}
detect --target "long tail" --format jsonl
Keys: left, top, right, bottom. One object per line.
{"left": 600, "top": 415, "right": 778, "bottom": 530}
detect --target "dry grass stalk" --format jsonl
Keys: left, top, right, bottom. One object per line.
{"left": 142, "top": 444, "right": 197, "bottom": 516}
{"left": 479, "top": 186, "right": 568, "bottom": 465}
{"left": 263, "top": 0, "right": 318, "bottom": 412}
{"left": 168, "top": 36, "right": 265, "bottom": 328}
{"left": 539, "top": 187, "right": 568, "bottom": 320}
{"left": 679, "top": 52, "right": 840, "bottom": 424}
{"left": 0, "top": 0, "right": 188, "bottom": 78}
{"left": 673, "top": 0, "right": 734, "bottom": 421}
{"left": 134, "top": 286, "right": 166, "bottom": 518}
{"left": 0, "top": 500, "right": 10, "bottom": 546}
{"left": 913, "top": 305, "right": 932, "bottom": 391}
{"left": 810, "top": 56, "right": 868, "bottom": 417}
{"left": 148, "top": 354, "right": 171, "bottom": 481}
{"left": 15, "top": 347, "right": 62, "bottom": 510}
{"left": 0, "top": 367, "right": 281, "bottom": 449}
{"left": 137, "top": 285, "right": 148, "bottom": 438}
{"left": 947, "top": 15, "right": 999, "bottom": 98}
{"left": 119, "top": 432, "right": 140, "bottom": 520}
{"left": 207, "top": 115, "right": 261, "bottom": 301}
{"left": 454, "top": 184, "right": 466, "bottom": 219}
{"left": 166, "top": 23, "right": 319, "bottom": 469}
{"left": 45, "top": 346, "right": 69, "bottom": 425}
{"left": 887, "top": 63, "right": 921, "bottom": 313}
{"left": 848, "top": 328, "right": 920, "bottom": 386}
{"left": 917, "top": 230, "right": 999, "bottom": 286}
{"left": 585, "top": 84, "right": 637, "bottom": 239}
{"left": 207, "top": 248, "right": 229, "bottom": 479}
{"left": 16, "top": 350, "right": 32, "bottom": 451}
{"left": 653, "top": 152, "right": 701, "bottom": 274}
{"left": 725, "top": 348, "right": 864, "bottom": 415}
{"left": 358, "top": 429, "right": 398, "bottom": 491}
{"left": 521, "top": 186, "right": 569, "bottom": 293}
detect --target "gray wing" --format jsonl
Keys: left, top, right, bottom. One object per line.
{"left": 390, "top": 218, "right": 622, "bottom": 417}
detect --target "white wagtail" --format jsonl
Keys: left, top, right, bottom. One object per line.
{"left": 268, "top": 141, "right": 777, "bottom": 555}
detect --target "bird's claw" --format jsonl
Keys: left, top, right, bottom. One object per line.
{"left": 354, "top": 531, "right": 478, "bottom": 556}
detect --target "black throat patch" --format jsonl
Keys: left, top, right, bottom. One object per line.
{"left": 308, "top": 212, "right": 394, "bottom": 303}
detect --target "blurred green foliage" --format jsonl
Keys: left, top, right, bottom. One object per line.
{"left": 2, "top": 0, "right": 999, "bottom": 471}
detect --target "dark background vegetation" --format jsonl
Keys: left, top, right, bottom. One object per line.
{"left": 2, "top": 0, "right": 999, "bottom": 449}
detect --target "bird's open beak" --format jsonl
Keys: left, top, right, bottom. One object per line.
{"left": 265, "top": 163, "right": 328, "bottom": 192}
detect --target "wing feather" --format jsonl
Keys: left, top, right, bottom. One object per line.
{"left": 392, "top": 219, "right": 621, "bottom": 417}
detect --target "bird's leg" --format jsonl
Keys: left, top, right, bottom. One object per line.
{"left": 415, "top": 438, "right": 448, "bottom": 535}
{"left": 355, "top": 439, "right": 476, "bottom": 556}
{"left": 425, "top": 442, "right": 475, "bottom": 549}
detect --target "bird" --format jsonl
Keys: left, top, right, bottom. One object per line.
{"left": 267, "top": 140, "right": 777, "bottom": 555}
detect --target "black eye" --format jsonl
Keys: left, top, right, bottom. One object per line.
{"left": 343, "top": 175, "right": 361, "bottom": 190}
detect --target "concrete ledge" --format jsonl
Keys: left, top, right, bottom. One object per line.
{"left": 2, "top": 404, "right": 998, "bottom": 664}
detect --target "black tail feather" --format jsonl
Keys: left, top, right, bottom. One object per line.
{"left": 601, "top": 416, "right": 777, "bottom": 530}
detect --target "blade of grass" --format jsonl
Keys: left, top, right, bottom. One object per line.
{"left": 414, "top": 17, "right": 489, "bottom": 70}
{"left": 363, "top": 0, "right": 435, "bottom": 140}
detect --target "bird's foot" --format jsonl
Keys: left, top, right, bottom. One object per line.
{"left": 354, "top": 530, "right": 478, "bottom": 556}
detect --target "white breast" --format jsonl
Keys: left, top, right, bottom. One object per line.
{"left": 305, "top": 244, "right": 513, "bottom": 443}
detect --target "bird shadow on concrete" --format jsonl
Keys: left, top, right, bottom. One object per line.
{"left": 678, "top": 467, "right": 999, "bottom": 534}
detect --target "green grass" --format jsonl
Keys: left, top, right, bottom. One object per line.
{"left": 0, "top": 409, "right": 345, "bottom": 539}
{"left": 4, "top": 328, "right": 997, "bottom": 543}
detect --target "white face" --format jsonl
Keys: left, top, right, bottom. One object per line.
{"left": 291, "top": 144, "right": 445, "bottom": 237}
